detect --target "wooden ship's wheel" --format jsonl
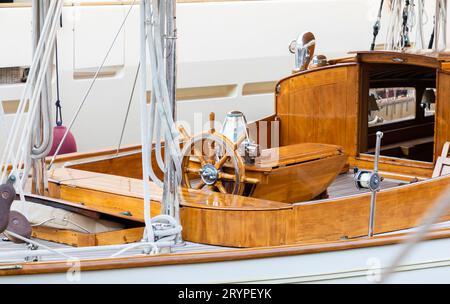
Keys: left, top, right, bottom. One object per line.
{"left": 179, "top": 113, "right": 259, "bottom": 195}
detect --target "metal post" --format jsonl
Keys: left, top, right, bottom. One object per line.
{"left": 31, "top": 0, "right": 40, "bottom": 194}
{"left": 368, "top": 131, "right": 383, "bottom": 237}
{"left": 31, "top": 0, "right": 51, "bottom": 196}
{"left": 161, "top": 0, "right": 178, "bottom": 220}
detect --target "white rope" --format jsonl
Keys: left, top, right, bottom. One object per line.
{"left": 415, "top": 0, "right": 427, "bottom": 49}
{"left": 0, "top": 1, "right": 181, "bottom": 262}
{"left": 0, "top": 0, "right": 58, "bottom": 182}
{"left": 439, "top": 0, "right": 447, "bottom": 50}
{"left": 382, "top": 0, "right": 446, "bottom": 51}
{"left": 145, "top": 1, "right": 182, "bottom": 175}
{"left": 15, "top": 2, "right": 60, "bottom": 189}
{"left": 139, "top": 0, "right": 183, "bottom": 243}
{"left": 385, "top": 0, "right": 402, "bottom": 50}
{"left": 139, "top": 0, "right": 155, "bottom": 243}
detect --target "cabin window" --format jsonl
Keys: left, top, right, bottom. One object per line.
{"left": 368, "top": 87, "right": 416, "bottom": 127}
{"left": 360, "top": 63, "right": 436, "bottom": 163}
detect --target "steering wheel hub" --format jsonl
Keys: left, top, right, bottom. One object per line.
{"left": 200, "top": 164, "right": 219, "bottom": 185}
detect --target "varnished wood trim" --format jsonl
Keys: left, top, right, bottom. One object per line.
{"left": 352, "top": 51, "right": 445, "bottom": 69}
{"left": 275, "top": 63, "right": 358, "bottom": 90}
{"left": 350, "top": 154, "right": 433, "bottom": 178}
{"left": 46, "top": 144, "right": 142, "bottom": 165}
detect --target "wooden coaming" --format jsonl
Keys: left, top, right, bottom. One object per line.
{"left": 349, "top": 154, "right": 434, "bottom": 179}
{"left": 293, "top": 174, "right": 450, "bottom": 243}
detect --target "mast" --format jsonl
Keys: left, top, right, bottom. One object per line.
{"left": 161, "top": 0, "right": 178, "bottom": 218}
{"left": 31, "top": 0, "right": 54, "bottom": 195}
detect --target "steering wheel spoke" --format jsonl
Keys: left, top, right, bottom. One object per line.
{"left": 184, "top": 167, "right": 202, "bottom": 176}
{"left": 194, "top": 180, "right": 206, "bottom": 190}
{"left": 215, "top": 181, "right": 228, "bottom": 194}
{"left": 215, "top": 154, "right": 230, "bottom": 169}
{"left": 219, "top": 172, "right": 238, "bottom": 182}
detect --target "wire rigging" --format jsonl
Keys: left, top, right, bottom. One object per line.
{"left": 116, "top": 63, "right": 141, "bottom": 156}
{"left": 54, "top": 40, "right": 63, "bottom": 127}
{"left": 371, "top": 0, "right": 385, "bottom": 51}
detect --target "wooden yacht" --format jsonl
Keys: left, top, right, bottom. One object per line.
{"left": 1, "top": 49, "right": 450, "bottom": 283}
{"left": 3, "top": 0, "right": 450, "bottom": 284}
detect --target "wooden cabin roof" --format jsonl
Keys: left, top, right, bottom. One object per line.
{"left": 353, "top": 51, "right": 450, "bottom": 71}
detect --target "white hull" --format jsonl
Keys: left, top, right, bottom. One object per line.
{"left": 2, "top": 236, "right": 450, "bottom": 284}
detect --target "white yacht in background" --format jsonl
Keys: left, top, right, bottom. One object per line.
{"left": 0, "top": 0, "right": 381, "bottom": 152}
